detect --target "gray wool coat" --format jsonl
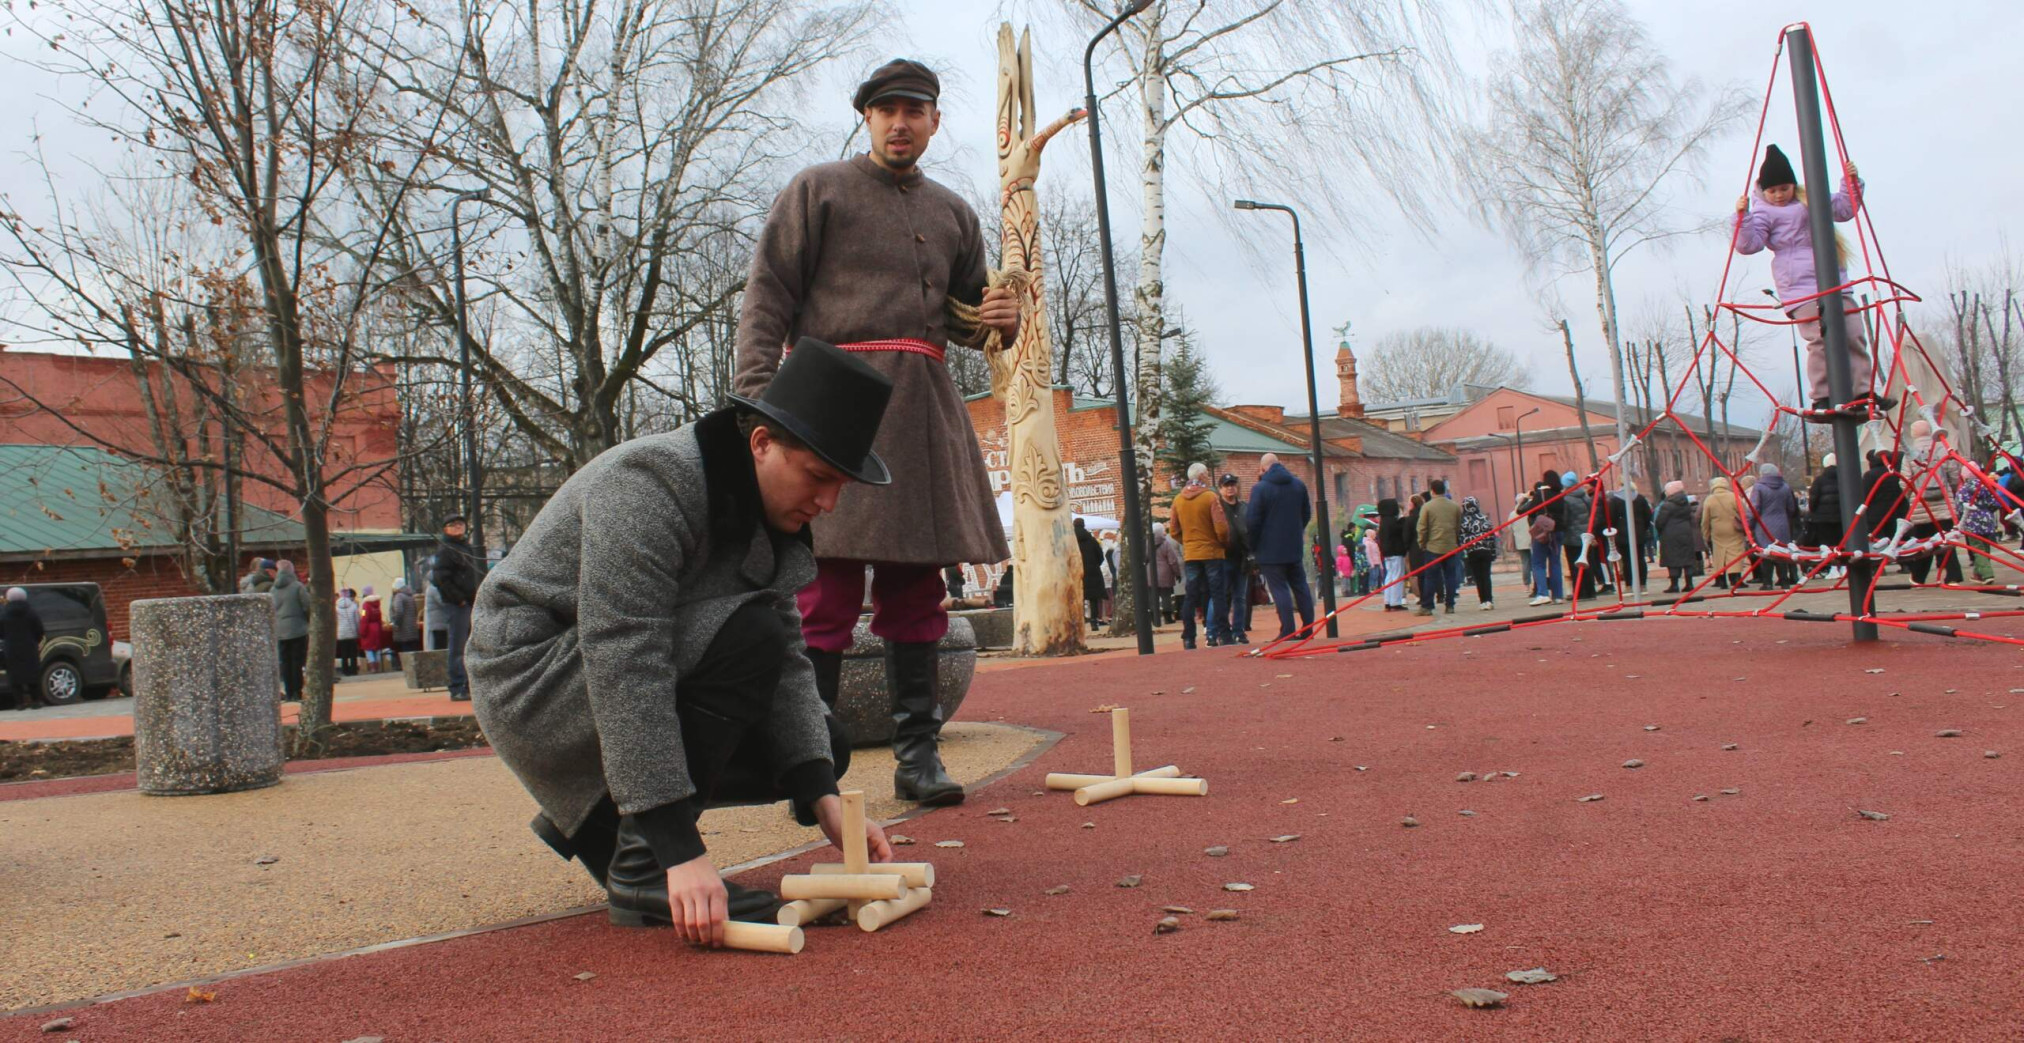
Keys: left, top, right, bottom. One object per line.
{"left": 466, "top": 412, "right": 831, "bottom": 840}
{"left": 733, "top": 154, "right": 1010, "bottom": 568}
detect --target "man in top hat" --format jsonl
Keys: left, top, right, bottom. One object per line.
{"left": 734, "top": 58, "right": 1017, "bottom": 807}
{"left": 468, "top": 339, "right": 897, "bottom": 948}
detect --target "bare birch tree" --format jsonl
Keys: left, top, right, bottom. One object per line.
{"left": 1050, "top": 0, "right": 1459, "bottom": 633}
{"left": 1460, "top": 0, "right": 1743, "bottom": 592}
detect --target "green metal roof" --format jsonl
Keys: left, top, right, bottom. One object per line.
{"left": 1205, "top": 415, "right": 1308, "bottom": 454}
{"left": 0, "top": 444, "right": 421, "bottom": 560}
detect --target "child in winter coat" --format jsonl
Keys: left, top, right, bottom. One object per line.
{"left": 1733, "top": 145, "right": 1890, "bottom": 416}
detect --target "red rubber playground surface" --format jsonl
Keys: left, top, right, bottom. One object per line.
{"left": 9, "top": 618, "right": 2022, "bottom": 1041}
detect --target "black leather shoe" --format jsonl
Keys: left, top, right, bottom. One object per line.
{"left": 606, "top": 815, "right": 783, "bottom": 928}
{"left": 887, "top": 640, "right": 963, "bottom": 806}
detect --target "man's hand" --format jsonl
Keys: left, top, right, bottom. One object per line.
{"left": 979, "top": 286, "right": 1021, "bottom": 339}
{"left": 664, "top": 854, "right": 728, "bottom": 948}
{"left": 811, "top": 793, "right": 894, "bottom": 863}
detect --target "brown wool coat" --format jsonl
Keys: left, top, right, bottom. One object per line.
{"left": 734, "top": 154, "right": 1009, "bottom": 567}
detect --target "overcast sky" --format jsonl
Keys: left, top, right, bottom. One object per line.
{"left": 2, "top": 1, "right": 2015, "bottom": 431}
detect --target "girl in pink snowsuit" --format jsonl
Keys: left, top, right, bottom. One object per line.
{"left": 1732, "top": 144, "right": 1887, "bottom": 414}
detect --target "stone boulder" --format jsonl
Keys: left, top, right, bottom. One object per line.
{"left": 833, "top": 616, "right": 976, "bottom": 748}
{"left": 403, "top": 649, "right": 449, "bottom": 691}
{"left": 130, "top": 594, "right": 284, "bottom": 796}
{"left": 952, "top": 607, "right": 1014, "bottom": 650}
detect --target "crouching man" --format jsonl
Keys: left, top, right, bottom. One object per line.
{"left": 469, "top": 339, "right": 895, "bottom": 947}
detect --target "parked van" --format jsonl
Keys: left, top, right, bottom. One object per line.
{"left": 0, "top": 583, "right": 122, "bottom": 705}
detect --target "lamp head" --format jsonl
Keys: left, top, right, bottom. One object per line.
{"left": 1124, "top": 0, "right": 1154, "bottom": 13}
{"left": 1233, "top": 199, "right": 1257, "bottom": 210}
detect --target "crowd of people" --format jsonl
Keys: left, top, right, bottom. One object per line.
{"left": 237, "top": 513, "right": 483, "bottom": 704}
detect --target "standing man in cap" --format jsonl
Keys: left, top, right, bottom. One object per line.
{"left": 469, "top": 339, "right": 897, "bottom": 947}
{"left": 734, "top": 58, "right": 1018, "bottom": 807}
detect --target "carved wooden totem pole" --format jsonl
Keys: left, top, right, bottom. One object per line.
{"left": 987, "top": 24, "right": 1088, "bottom": 655}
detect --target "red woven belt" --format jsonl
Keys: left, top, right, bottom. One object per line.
{"left": 835, "top": 338, "right": 946, "bottom": 363}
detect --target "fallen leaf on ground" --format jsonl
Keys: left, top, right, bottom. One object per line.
{"left": 1355, "top": 765, "right": 1369, "bottom": 771}
{"left": 1204, "top": 845, "right": 1229, "bottom": 857}
{"left": 1865, "top": 668, "right": 1885, "bottom": 674}
{"left": 1181, "top": 686, "right": 1196, "bottom": 694}
{"left": 254, "top": 855, "right": 279, "bottom": 866}
{"left": 994, "top": 815, "right": 1018, "bottom": 823}
{"left": 1987, "top": 750, "right": 2002, "bottom": 759}
{"left": 1848, "top": 717, "right": 1868, "bottom": 725}
{"left": 1402, "top": 816, "right": 1421, "bottom": 827}
{"left": 1720, "top": 788, "right": 1741, "bottom": 795}
{"left": 1163, "top": 905, "right": 1193, "bottom": 914}
{"left": 983, "top": 908, "right": 1012, "bottom": 917}
{"left": 40, "top": 1018, "right": 75, "bottom": 1033}
{"left": 1081, "top": 822, "right": 1096, "bottom": 829}
{"left": 1116, "top": 875, "right": 1143, "bottom": 888}
{"left": 1856, "top": 809, "right": 1890, "bottom": 821}
{"left": 1937, "top": 729, "right": 1963, "bottom": 738}
{"left": 1622, "top": 759, "right": 1644, "bottom": 769}
{"left": 1045, "top": 886, "right": 1071, "bottom": 896}
{"left": 985, "top": 807, "right": 1011, "bottom": 816}
{"left": 935, "top": 840, "right": 965, "bottom": 849}
{"left": 1280, "top": 798, "right": 1299, "bottom": 804}
{"left": 1644, "top": 724, "right": 1660, "bottom": 731}
{"left": 1224, "top": 882, "right": 1254, "bottom": 892}
{"left": 1452, "top": 988, "right": 1507, "bottom": 1009}
{"left": 1577, "top": 794, "right": 1605, "bottom": 803}
{"left": 1449, "top": 923, "right": 1484, "bottom": 934}
{"left": 1459, "top": 810, "right": 1476, "bottom": 817}
{"left": 1692, "top": 794, "right": 1710, "bottom": 802}
{"left": 1456, "top": 771, "right": 1477, "bottom": 783}
{"left": 1269, "top": 834, "right": 1301, "bottom": 843}
{"left": 185, "top": 987, "right": 216, "bottom": 1004}
{"left": 1506, "top": 967, "right": 1558, "bottom": 984}
{"left": 1276, "top": 673, "right": 1292, "bottom": 678}
{"left": 1722, "top": 743, "right": 1739, "bottom": 751}
{"left": 1155, "top": 916, "right": 1181, "bottom": 934}
{"left": 1089, "top": 704, "right": 1118, "bottom": 713}
{"left": 890, "top": 835, "right": 914, "bottom": 845}
{"left": 1206, "top": 909, "right": 1240, "bottom": 921}
{"left": 573, "top": 972, "right": 596, "bottom": 982}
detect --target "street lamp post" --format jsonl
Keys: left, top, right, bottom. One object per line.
{"left": 1512, "top": 406, "right": 1541, "bottom": 495}
{"left": 1484, "top": 433, "right": 1513, "bottom": 518}
{"left": 1234, "top": 198, "right": 1337, "bottom": 637}
{"left": 451, "top": 188, "right": 490, "bottom": 559}
{"left": 1085, "top": 0, "right": 1156, "bottom": 655}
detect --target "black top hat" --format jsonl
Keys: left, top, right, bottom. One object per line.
{"left": 852, "top": 58, "right": 940, "bottom": 113}
{"left": 728, "top": 338, "right": 894, "bottom": 485}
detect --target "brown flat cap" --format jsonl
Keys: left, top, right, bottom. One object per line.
{"left": 852, "top": 58, "right": 939, "bottom": 113}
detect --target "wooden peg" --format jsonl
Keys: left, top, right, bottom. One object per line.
{"left": 776, "top": 898, "right": 847, "bottom": 927}
{"left": 1045, "top": 765, "right": 1182, "bottom": 790}
{"left": 1132, "top": 777, "right": 1208, "bottom": 797}
{"left": 812, "top": 862, "right": 935, "bottom": 888}
{"left": 1073, "top": 777, "right": 1137, "bottom": 806}
{"left": 779, "top": 873, "right": 908, "bottom": 902}
{"left": 855, "top": 886, "right": 933, "bottom": 933}
{"left": 1112, "top": 707, "right": 1132, "bottom": 778}
{"left": 723, "top": 921, "right": 805, "bottom": 954}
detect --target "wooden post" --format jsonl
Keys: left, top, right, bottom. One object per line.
{"left": 1044, "top": 765, "right": 1181, "bottom": 790}
{"left": 1111, "top": 707, "right": 1132, "bottom": 778}
{"left": 777, "top": 899, "right": 846, "bottom": 928}
{"left": 841, "top": 789, "right": 868, "bottom": 919}
{"left": 778, "top": 874, "right": 908, "bottom": 902}
{"left": 722, "top": 922, "right": 805, "bottom": 955}
{"left": 812, "top": 862, "right": 935, "bottom": 889}
{"left": 857, "top": 886, "right": 935, "bottom": 933}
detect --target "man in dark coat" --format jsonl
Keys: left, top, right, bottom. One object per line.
{"left": 1244, "top": 454, "right": 1316, "bottom": 640}
{"left": 1218, "top": 474, "right": 1254, "bottom": 644}
{"left": 431, "top": 516, "right": 483, "bottom": 701}
{"left": 1074, "top": 518, "right": 1107, "bottom": 627}
{"left": 3, "top": 587, "right": 46, "bottom": 710}
{"left": 469, "top": 340, "right": 896, "bottom": 948}
{"left": 733, "top": 59, "right": 1017, "bottom": 806}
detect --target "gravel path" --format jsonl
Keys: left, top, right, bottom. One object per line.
{"left": 1, "top": 721, "right": 1045, "bottom": 1013}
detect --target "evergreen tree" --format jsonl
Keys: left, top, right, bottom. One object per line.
{"left": 1156, "top": 333, "right": 1221, "bottom": 482}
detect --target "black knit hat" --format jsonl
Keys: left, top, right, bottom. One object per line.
{"left": 727, "top": 338, "right": 894, "bottom": 485}
{"left": 852, "top": 59, "right": 940, "bottom": 113}
{"left": 1757, "top": 145, "right": 1797, "bottom": 190}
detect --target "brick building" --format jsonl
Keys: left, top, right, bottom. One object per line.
{"left": 959, "top": 343, "right": 1457, "bottom": 577}
{"left": 1421, "top": 387, "right": 1762, "bottom": 514}
{"left": 0, "top": 350, "right": 419, "bottom": 636}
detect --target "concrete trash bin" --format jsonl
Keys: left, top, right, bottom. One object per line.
{"left": 130, "top": 594, "right": 285, "bottom": 795}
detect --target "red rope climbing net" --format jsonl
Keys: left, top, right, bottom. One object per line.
{"left": 1256, "top": 24, "right": 2024, "bottom": 660}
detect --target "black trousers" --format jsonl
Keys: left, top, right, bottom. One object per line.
{"left": 8, "top": 676, "right": 36, "bottom": 710}
{"left": 277, "top": 636, "right": 308, "bottom": 701}
{"left": 1906, "top": 521, "right": 1964, "bottom": 584}
{"left": 554, "top": 601, "right": 851, "bottom": 875}
{"left": 1465, "top": 554, "right": 1495, "bottom": 603}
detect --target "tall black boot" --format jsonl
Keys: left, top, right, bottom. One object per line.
{"left": 886, "top": 640, "right": 963, "bottom": 806}
{"left": 605, "top": 812, "right": 782, "bottom": 928}
{"left": 531, "top": 809, "right": 618, "bottom": 890}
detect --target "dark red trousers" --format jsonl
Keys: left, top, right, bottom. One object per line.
{"left": 797, "top": 558, "right": 949, "bottom": 654}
